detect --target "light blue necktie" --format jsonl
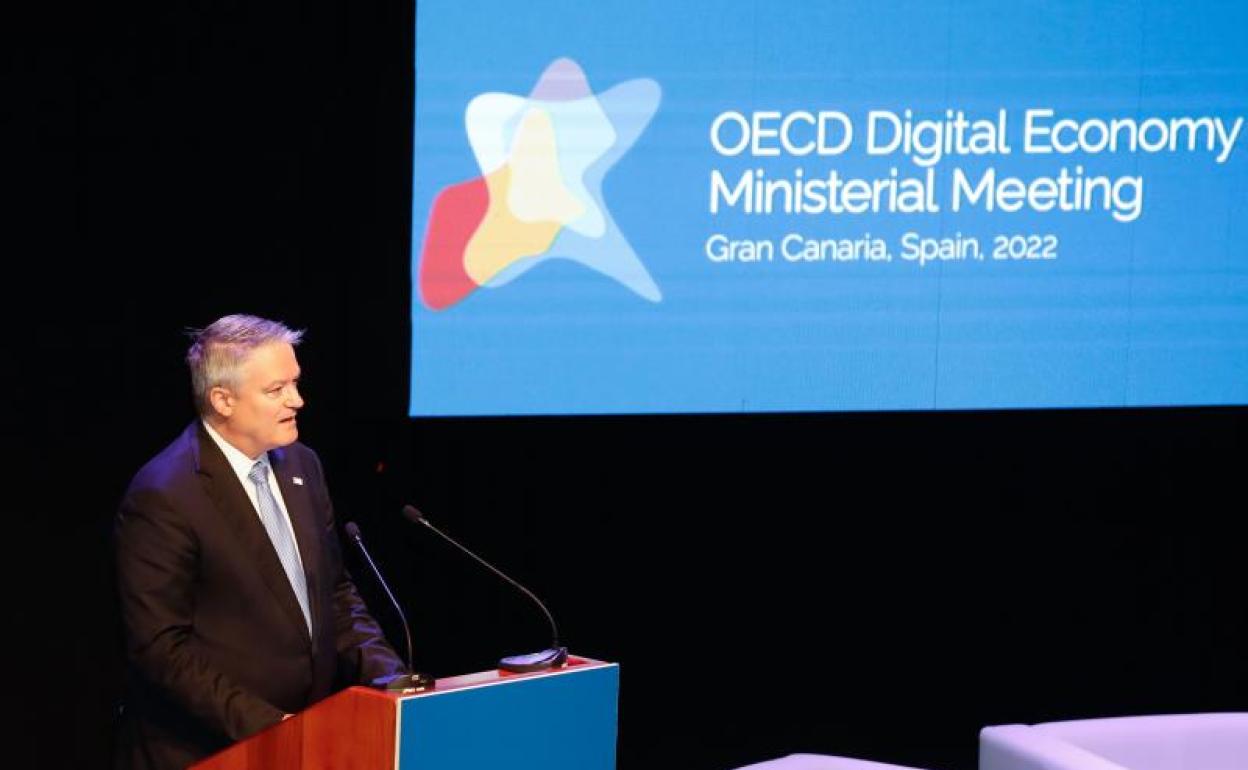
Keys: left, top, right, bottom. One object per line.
{"left": 248, "top": 461, "right": 312, "bottom": 634}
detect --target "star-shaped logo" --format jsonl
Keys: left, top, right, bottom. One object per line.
{"left": 417, "top": 58, "right": 662, "bottom": 310}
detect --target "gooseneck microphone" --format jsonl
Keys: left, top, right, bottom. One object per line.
{"left": 344, "top": 521, "right": 435, "bottom": 692}
{"left": 402, "top": 504, "right": 568, "bottom": 673}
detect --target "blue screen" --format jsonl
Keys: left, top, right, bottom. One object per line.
{"left": 409, "top": 1, "right": 1248, "bottom": 416}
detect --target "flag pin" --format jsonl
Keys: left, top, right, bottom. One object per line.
{"left": 292, "top": 477, "right": 304, "bottom": 486}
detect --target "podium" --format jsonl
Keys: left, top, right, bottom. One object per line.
{"left": 190, "top": 655, "right": 618, "bottom": 770}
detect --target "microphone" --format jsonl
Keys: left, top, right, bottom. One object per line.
{"left": 344, "top": 521, "right": 435, "bottom": 692}
{"left": 402, "top": 504, "right": 568, "bottom": 673}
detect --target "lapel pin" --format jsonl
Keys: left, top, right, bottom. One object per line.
{"left": 292, "top": 477, "right": 304, "bottom": 486}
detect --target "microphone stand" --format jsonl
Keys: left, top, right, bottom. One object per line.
{"left": 403, "top": 505, "right": 568, "bottom": 673}
{"left": 345, "top": 522, "right": 436, "bottom": 692}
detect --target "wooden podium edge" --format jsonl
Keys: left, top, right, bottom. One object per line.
{"left": 190, "top": 686, "right": 398, "bottom": 770}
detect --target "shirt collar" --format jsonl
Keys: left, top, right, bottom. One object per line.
{"left": 202, "top": 419, "right": 269, "bottom": 480}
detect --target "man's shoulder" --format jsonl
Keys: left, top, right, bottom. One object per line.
{"left": 124, "top": 423, "right": 200, "bottom": 499}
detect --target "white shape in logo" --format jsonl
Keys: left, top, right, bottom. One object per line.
{"left": 462, "top": 58, "right": 663, "bottom": 302}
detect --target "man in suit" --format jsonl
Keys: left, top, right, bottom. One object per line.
{"left": 115, "top": 314, "right": 408, "bottom": 769}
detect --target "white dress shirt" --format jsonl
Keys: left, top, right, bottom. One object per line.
{"left": 201, "top": 420, "right": 308, "bottom": 576}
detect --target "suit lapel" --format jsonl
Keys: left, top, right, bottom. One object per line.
{"left": 192, "top": 423, "right": 313, "bottom": 646}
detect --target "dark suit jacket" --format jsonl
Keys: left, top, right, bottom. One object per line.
{"left": 114, "top": 422, "right": 406, "bottom": 770}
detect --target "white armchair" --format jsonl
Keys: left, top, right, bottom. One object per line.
{"left": 980, "top": 714, "right": 1248, "bottom": 770}
{"left": 735, "top": 754, "right": 932, "bottom": 770}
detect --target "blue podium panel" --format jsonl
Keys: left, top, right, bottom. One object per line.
{"left": 396, "top": 663, "right": 619, "bottom": 770}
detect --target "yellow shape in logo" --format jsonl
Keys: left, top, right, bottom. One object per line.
{"left": 507, "top": 107, "right": 586, "bottom": 225}
{"left": 463, "top": 108, "right": 583, "bottom": 286}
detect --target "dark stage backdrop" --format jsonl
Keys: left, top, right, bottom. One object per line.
{"left": 22, "top": 1, "right": 1246, "bottom": 768}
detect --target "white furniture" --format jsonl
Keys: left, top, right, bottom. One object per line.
{"left": 980, "top": 713, "right": 1248, "bottom": 770}
{"left": 735, "top": 754, "right": 931, "bottom": 770}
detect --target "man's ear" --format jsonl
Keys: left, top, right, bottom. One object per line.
{"left": 208, "top": 386, "right": 235, "bottom": 418}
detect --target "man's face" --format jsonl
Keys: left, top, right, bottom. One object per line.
{"left": 210, "top": 341, "right": 304, "bottom": 459}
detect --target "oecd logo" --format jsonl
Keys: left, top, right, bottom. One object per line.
{"left": 417, "top": 58, "right": 662, "bottom": 310}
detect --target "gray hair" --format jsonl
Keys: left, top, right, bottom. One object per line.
{"left": 187, "top": 314, "right": 304, "bottom": 416}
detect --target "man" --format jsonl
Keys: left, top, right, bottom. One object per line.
{"left": 115, "top": 314, "right": 407, "bottom": 769}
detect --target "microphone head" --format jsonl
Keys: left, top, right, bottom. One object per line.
{"left": 345, "top": 521, "right": 362, "bottom": 540}
{"left": 401, "top": 504, "right": 428, "bottom": 525}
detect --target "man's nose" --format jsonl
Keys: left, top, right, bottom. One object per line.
{"left": 287, "top": 384, "right": 305, "bottom": 409}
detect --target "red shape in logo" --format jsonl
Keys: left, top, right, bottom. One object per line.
{"left": 418, "top": 176, "right": 490, "bottom": 310}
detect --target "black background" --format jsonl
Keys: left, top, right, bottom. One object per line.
{"left": 16, "top": 1, "right": 1247, "bottom": 768}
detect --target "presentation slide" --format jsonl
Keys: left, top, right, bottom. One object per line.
{"left": 410, "top": 1, "right": 1247, "bottom": 416}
